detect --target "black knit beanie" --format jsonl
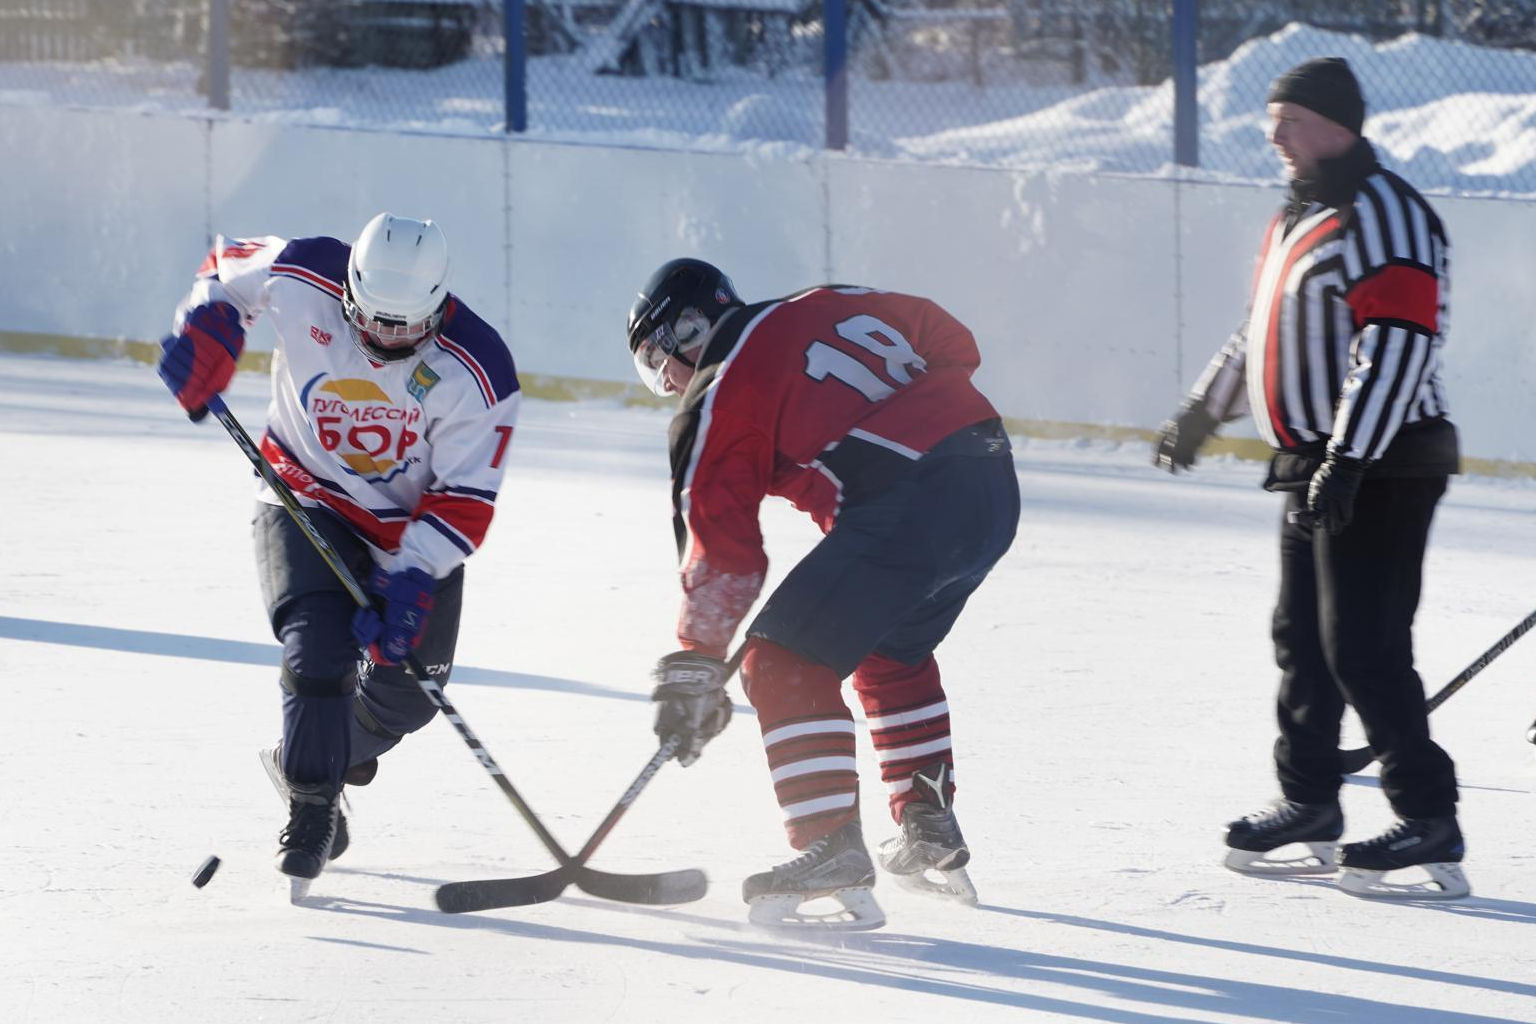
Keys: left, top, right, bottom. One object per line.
{"left": 1267, "top": 57, "right": 1365, "bottom": 135}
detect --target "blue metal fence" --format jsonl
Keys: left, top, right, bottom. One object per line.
{"left": 4, "top": 2, "right": 1536, "bottom": 195}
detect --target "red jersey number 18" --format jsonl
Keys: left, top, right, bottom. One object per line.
{"left": 803, "top": 314, "right": 928, "bottom": 403}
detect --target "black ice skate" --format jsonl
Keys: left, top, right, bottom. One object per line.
{"left": 1337, "top": 815, "right": 1469, "bottom": 900}
{"left": 259, "top": 746, "right": 354, "bottom": 861}
{"left": 742, "top": 819, "right": 885, "bottom": 930}
{"left": 878, "top": 763, "right": 978, "bottom": 905}
{"left": 276, "top": 780, "right": 341, "bottom": 902}
{"left": 1223, "top": 798, "right": 1343, "bottom": 876}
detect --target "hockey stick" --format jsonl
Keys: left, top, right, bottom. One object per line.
{"left": 435, "top": 645, "right": 748, "bottom": 913}
{"left": 204, "top": 394, "right": 704, "bottom": 905}
{"left": 1339, "top": 605, "right": 1536, "bottom": 773}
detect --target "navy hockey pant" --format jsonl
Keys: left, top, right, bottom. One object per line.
{"left": 748, "top": 419, "right": 1020, "bottom": 676}
{"left": 1272, "top": 476, "right": 1458, "bottom": 819}
{"left": 254, "top": 503, "right": 463, "bottom": 788}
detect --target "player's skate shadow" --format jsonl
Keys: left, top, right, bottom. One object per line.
{"left": 0, "top": 615, "right": 652, "bottom": 705}
{"left": 323, "top": 865, "right": 455, "bottom": 888}
{"left": 977, "top": 902, "right": 1536, "bottom": 982}
{"left": 1341, "top": 771, "right": 1525, "bottom": 796}
{"left": 307, "top": 892, "right": 1534, "bottom": 1023}
{"left": 1417, "top": 894, "right": 1536, "bottom": 924}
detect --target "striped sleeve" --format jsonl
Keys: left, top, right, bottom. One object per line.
{"left": 392, "top": 388, "right": 521, "bottom": 578}
{"left": 1330, "top": 174, "right": 1448, "bottom": 462}
{"left": 1188, "top": 322, "right": 1251, "bottom": 422}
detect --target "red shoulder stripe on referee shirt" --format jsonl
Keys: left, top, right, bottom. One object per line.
{"left": 1346, "top": 264, "right": 1439, "bottom": 333}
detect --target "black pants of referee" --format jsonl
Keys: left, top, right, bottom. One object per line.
{"left": 1271, "top": 475, "right": 1458, "bottom": 821}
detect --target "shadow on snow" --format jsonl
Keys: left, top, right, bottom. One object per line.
{"left": 288, "top": 886, "right": 1536, "bottom": 1024}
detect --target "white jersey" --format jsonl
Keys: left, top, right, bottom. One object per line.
{"left": 176, "top": 234, "right": 522, "bottom": 580}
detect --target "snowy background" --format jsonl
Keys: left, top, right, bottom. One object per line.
{"left": 5, "top": 23, "right": 1536, "bottom": 195}
{"left": 4, "top": 351, "right": 1536, "bottom": 1023}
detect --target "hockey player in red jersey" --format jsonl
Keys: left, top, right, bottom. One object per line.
{"left": 627, "top": 259, "right": 1020, "bottom": 929}
{"left": 157, "top": 214, "right": 521, "bottom": 898}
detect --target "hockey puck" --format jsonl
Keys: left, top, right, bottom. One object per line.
{"left": 192, "top": 855, "right": 221, "bottom": 888}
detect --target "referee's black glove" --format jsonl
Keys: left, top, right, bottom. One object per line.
{"left": 1153, "top": 403, "right": 1220, "bottom": 473}
{"left": 1294, "top": 452, "right": 1367, "bottom": 536}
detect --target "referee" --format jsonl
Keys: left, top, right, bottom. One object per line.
{"left": 1154, "top": 58, "right": 1467, "bottom": 899}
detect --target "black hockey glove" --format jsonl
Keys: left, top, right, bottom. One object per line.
{"left": 651, "top": 651, "right": 733, "bottom": 767}
{"left": 1152, "top": 403, "right": 1220, "bottom": 473}
{"left": 1294, "top": 451, "right": 1367, "bottom": 536}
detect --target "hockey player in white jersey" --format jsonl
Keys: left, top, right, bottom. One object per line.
{"left": 157, "top": 213, "right": 521, "bottom": 894}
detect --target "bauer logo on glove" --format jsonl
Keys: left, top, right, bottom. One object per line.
{"left": 651, "top": 651, "right": 733, "bottom": 767}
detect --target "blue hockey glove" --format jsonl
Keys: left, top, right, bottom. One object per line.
{"left": 652, "top": 651, "right": 732, "bottom": 767}
{"left": 352, "top": 567, "right": 436, "bottom": 665}
{"left": 157, "top": 301, "right": 245, "bottom": 422}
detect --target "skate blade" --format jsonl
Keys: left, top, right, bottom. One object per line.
{"left": 891, "top": 865, "right": 979, "bottom": 906}
{"left": 288, "top": 876, "right": 316, "bottom": 904}
{"left": 1338, "top": 862, "right": 1470, "bottom": 901}
{"left": 746, "top": 887, "right": 886, "bottom": 931}
{"left": 1223, "top": 841, "right": 1338, "bottom": 877}
{"left": 259, "top": 747, "right": 289, "bottom": 802}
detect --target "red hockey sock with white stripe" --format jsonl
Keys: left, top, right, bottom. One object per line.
{"left": 852, "top": 653, "right": 955, "bottom": 824}
{"left": 743, "top": 640, "right": 859, "bottom": 849}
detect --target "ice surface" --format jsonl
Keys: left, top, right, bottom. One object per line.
{"left": 3, "top": 351, "right": 1535, "bottom": 1023}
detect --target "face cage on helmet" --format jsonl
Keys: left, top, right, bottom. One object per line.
{"left": 632, "top": 321, "right": 683, "bottom": 396}
{"left": 343, "top": 282, "right": 446, "bottom": 362}
{"left": 630, "top": 307, "right": 711, "bottom": 396}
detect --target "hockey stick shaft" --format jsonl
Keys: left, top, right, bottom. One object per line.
{"left": 1340, "top": 605, "right": 1536, "bottom": 770}
{"left": 205, "top": 394, "right": 579, "bottom": 869}
{"left": 571, "top": 644, "right": 748, "bottom": 864}
{"left": 435, "top": 644, "right": 748, "bottom": 913}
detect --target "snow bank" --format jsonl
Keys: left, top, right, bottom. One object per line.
{"left": 4, "top": 24, "right": 1535, "bottom": 194}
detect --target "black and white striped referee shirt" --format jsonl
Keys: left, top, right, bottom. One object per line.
{"left": 1191, "top": 140, "right": 1450, "bottom": 463}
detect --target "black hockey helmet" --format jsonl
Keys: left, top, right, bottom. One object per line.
{"left": 626, "top": 258, "right": 744, "bottom": 395}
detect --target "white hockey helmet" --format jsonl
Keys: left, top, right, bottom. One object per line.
{"left": 343, "top": 212, "right": 450, "bottom": 362}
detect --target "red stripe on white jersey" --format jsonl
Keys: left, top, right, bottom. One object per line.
{"left": 260, "top": 434, "right": 405, "bottom": 552}
{"left": 272, "top": 263, "right": 344, "bottom": 299}
{"left": 434, "top": 333, "right": 496, "bottom": 408}
{"left": 415, "top": 492, "right": 495, "bottom": 550}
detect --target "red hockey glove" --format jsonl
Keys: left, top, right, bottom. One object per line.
{"left": 157, "top": 301, "right": 245, "bottom": 422}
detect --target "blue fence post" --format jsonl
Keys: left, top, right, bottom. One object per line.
{"left": 1171, "top": 0, "right": 1197, "bottom": 167}
{"left": 824, "top": 0, "right": 847, "bottom": 150}
{"left": 505, "top": 0, "right": 527, "bottom": 133}
{"left": 207, "top": 0, "right": 230, "bottom": 111}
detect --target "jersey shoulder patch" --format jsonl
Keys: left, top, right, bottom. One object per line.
{"left": 432, "top": 298, "right": 520, "bottom": 407}
{"left": 271, "top": 237, "right": 350, "bottom": 301}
